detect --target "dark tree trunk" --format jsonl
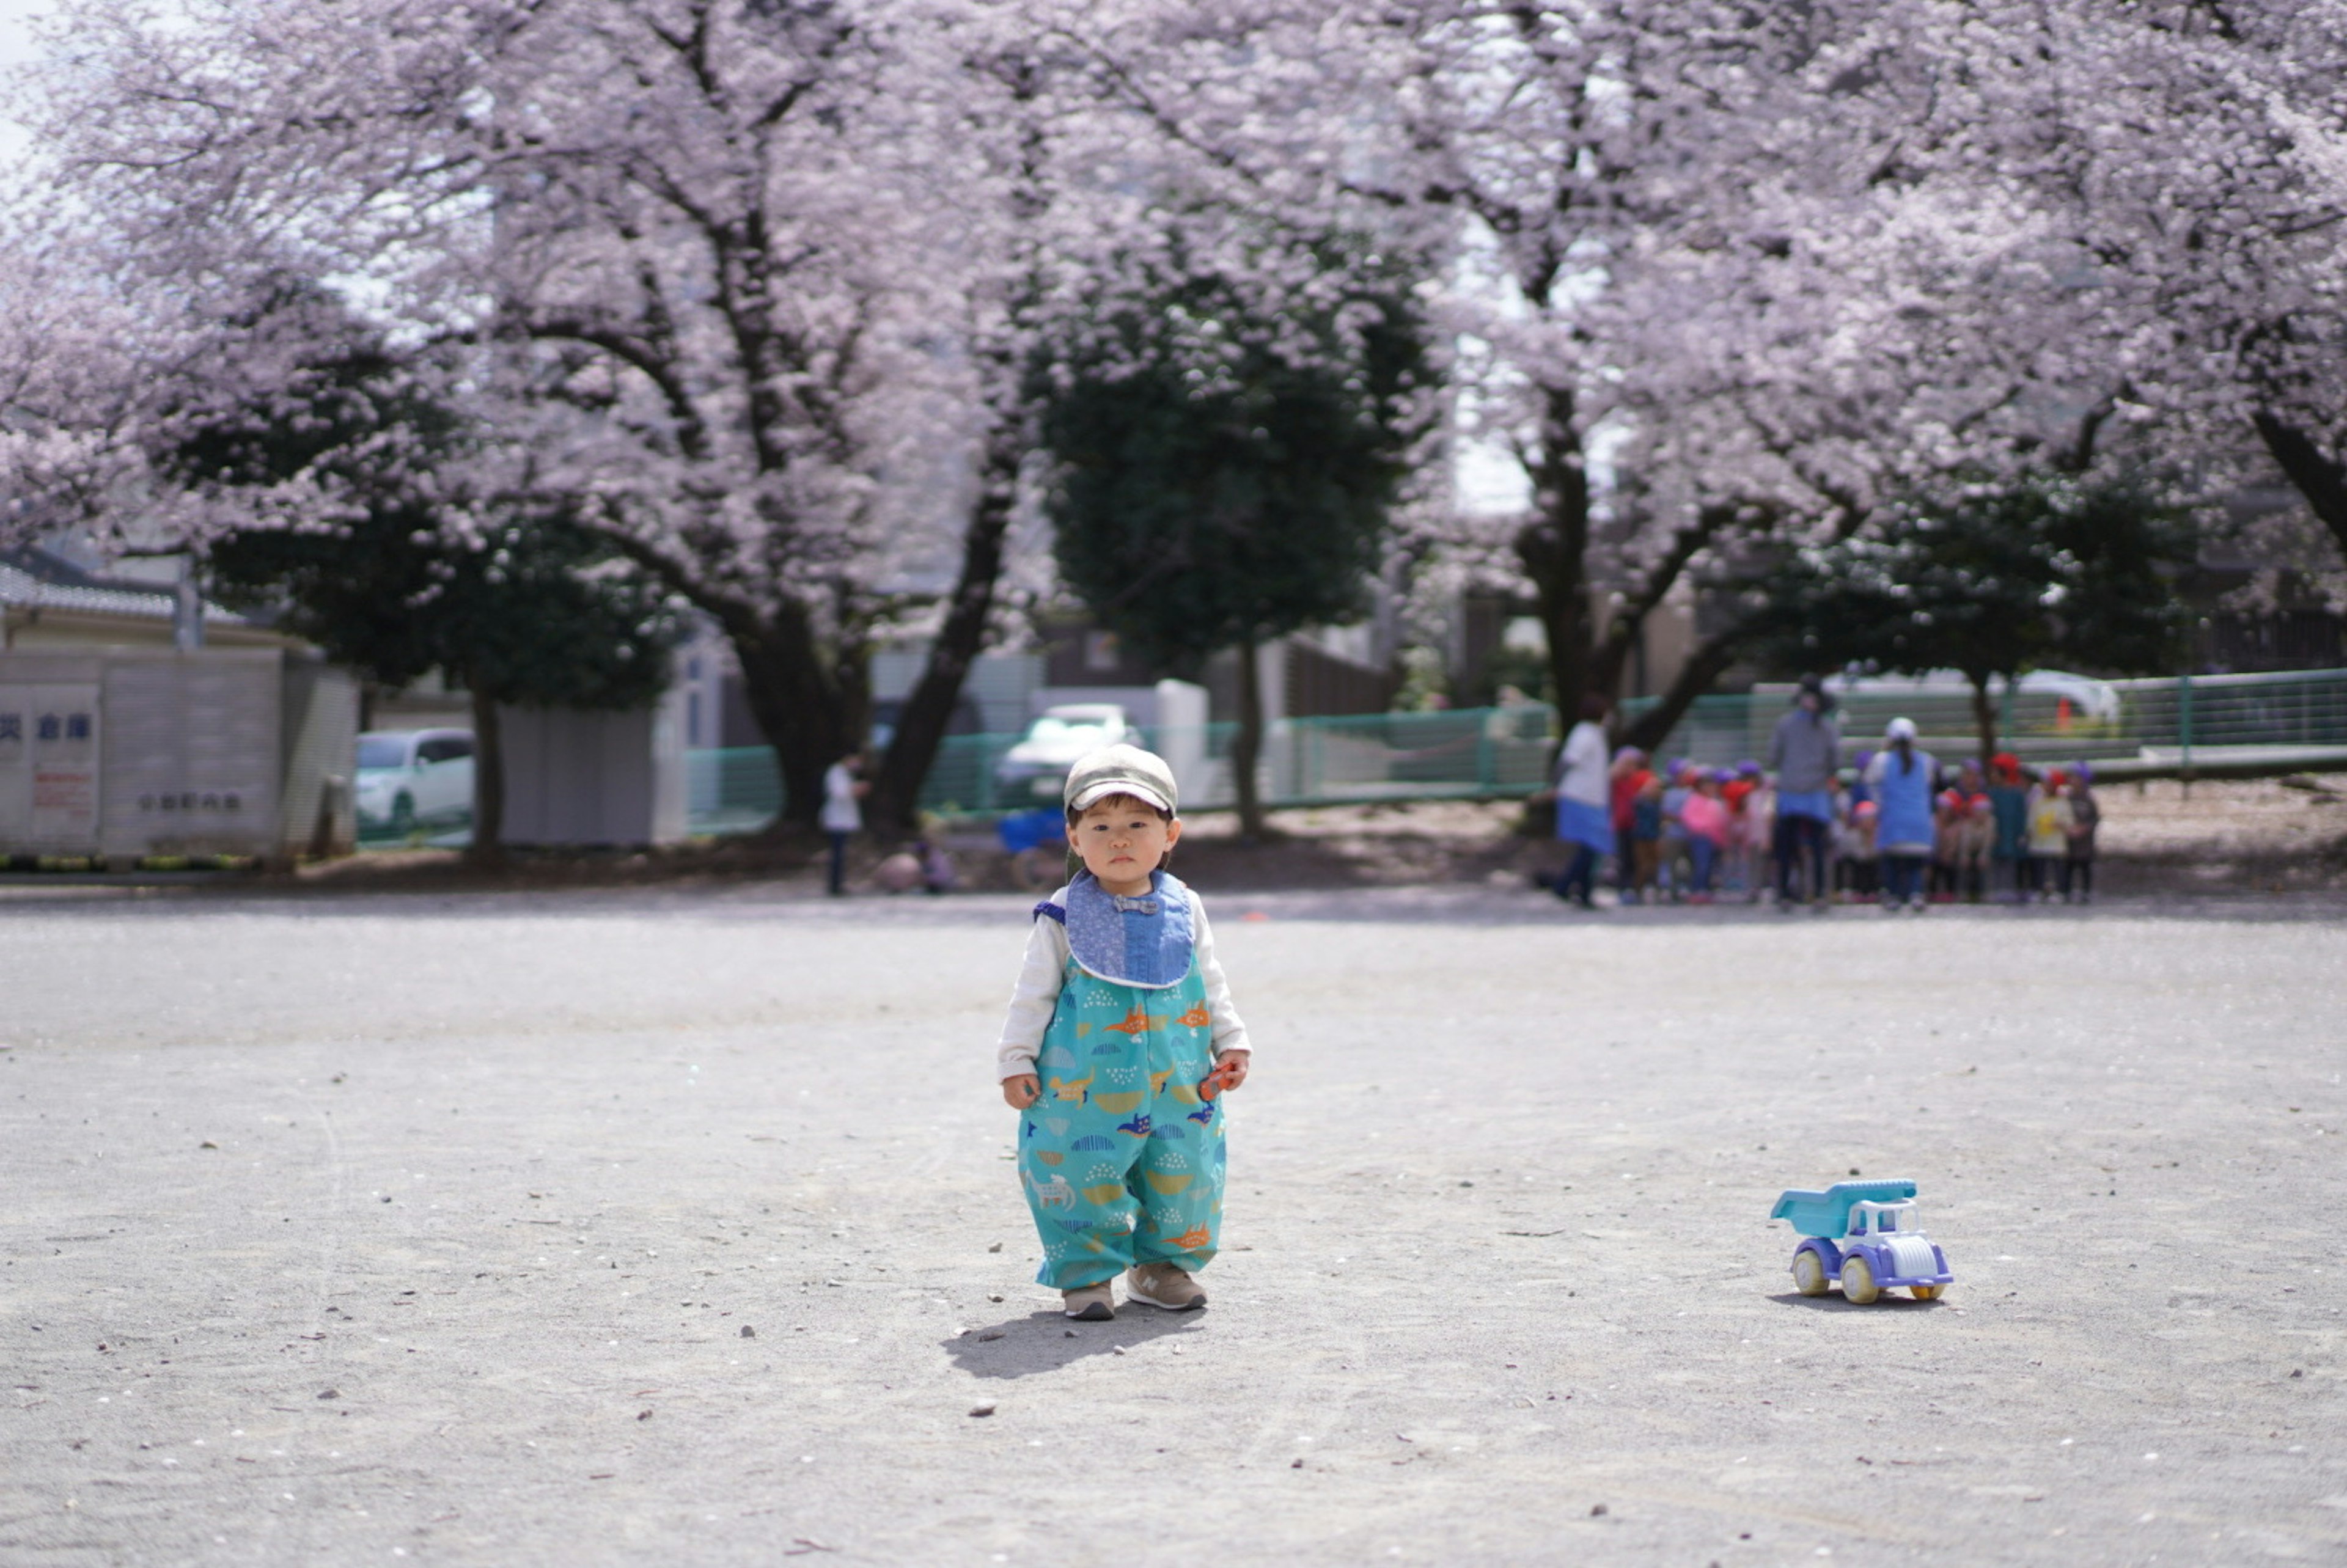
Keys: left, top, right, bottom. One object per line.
{"left": 865, "top": 428, "right": 1018, "bottom": 833}
{"left": 1231, "top": 630, "right": 1268, "bottom": 841}
{"left": 1618, "top": 628, "right": 1746, "bottom": 753}
{"left": 1587, "top": 503, "right": 1744, "bottom": 706}
{"left": 465, "top": 683, "right": 505, "bottom": 870}
{"left": 2253, "top": 410, "right": 2347, "bottom": 563}
{"left": 1517, "top": 383, "right": 1595, "bottom": 716}
{"left": 1968, "top": 671, "right": 1999, "bottom": 767}
{"left": 590, "top": 532, "right": 864, "bottom": 840}
{"left": 866, "top": 56, "right": 1045, "bottom": 833}
{"left": 719, "top": 600, "right": 861, "bottom": 837}
{"left": 1587, "top": 615, "right": 1636, "bottom": 712}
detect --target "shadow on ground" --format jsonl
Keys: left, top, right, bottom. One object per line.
{"left": 941, "top": 1307, "right": 1213, "bottom": 1379}
{"left": 1765, "top": 1291, "right": 1949, "bottom": 1313}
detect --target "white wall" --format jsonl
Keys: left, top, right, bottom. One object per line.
{"left": 1152, "top": 679, "right": 1210, "bottom": 809}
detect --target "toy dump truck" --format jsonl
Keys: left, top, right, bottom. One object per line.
{"left": 1769, "top": 1179, "right": 1953, "bottom": 1303}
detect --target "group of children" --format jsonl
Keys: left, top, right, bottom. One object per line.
{"left": 1595, "top": 739, "right": 2104, "bottom": 909}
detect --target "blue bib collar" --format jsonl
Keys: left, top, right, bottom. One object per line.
{"left": 1039, "top": 869, "right": 1196, "bottom": 989}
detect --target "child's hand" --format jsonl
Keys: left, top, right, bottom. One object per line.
{"left": 1002, "top": 1074, "right": 1040, "bottom": 1110}
{"left": 1211, "top": 1050, "right": 1250, "bottom": 1091}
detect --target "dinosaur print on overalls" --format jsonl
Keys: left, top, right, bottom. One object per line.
{"left": 1016, "top": 883, "right": 1226, "bottom": 1292}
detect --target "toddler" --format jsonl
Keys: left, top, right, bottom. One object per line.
{"left": 1629, "top": 772, "right": 1666, "bottom": 901}
{"left": 2064, "top": 763, "right": 2101, "bottom": 903}
{"left": 1732, "top": 764, "right": 1773, "bottom": 903}
{"left": 1986, "top": 753, "right": 2030, "bottom": 903}
{"left": 1609, "top": 748, "right": 1653, "bottom": 901}
{"left": 995, "top": 746, "right": 1252, "bottom": 1321}
{"left": 1836, "top": 797, "right": 1880, "bottom": 901}
{"left": 1657, "top": 760, "right": 1696, "bottom": 899}
{"left": 1678, "top": 770, "right": 1731, "bottom": 903}
{"left": 2026, "top": 769, "right": 2074, "bottom": 903}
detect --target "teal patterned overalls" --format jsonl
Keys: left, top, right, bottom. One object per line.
{"left": 1016, "top": 877, "right": 1228, "bottom": 1291}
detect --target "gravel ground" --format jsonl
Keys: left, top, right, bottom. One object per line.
{"left": 2, "top": 884, "right": 2343, "bottom": 1566}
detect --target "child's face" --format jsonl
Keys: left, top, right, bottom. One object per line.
{"left": 1067, "top": 796, "right": 1181, "bottom": 895}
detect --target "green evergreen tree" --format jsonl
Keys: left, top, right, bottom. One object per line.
{"left": 1751, "top": 475, "right": 2194, "bottom": 761}
{"left": 177, "top": 310, "right": 683, "bottom": 865}
{"left": 1039, "top": 240, "right": 1431, "bottom": 837}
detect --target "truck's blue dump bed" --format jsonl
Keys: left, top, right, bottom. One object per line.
{"left": 1769, "top": 1179, "right": 1919, "bottom": 1238}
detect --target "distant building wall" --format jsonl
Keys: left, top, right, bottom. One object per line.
{"left": 1284, "top": 639, "right": 1397, "bottom": 717}
{"left": 870, "top": 648, "right": 1042, "bottom": 736}
{"left": 0, "top": 648, "right": 355, "bottom": 862}
{"left": 497, "top": 686, "right": 688, "bottom": 847}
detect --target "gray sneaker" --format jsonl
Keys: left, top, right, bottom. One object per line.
{"left": 1062, "top": 1283, "right": 1115, "bottom": 1321}
{"left": 1125, "top": 1262, "right": 1207, "bottom": 1311}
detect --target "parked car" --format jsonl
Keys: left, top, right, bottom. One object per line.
{"left": 356, "top": 728, "right": 476, "bottom": 837}
{"left": 991, "top": 703, "right": 1141, "bottom": 804}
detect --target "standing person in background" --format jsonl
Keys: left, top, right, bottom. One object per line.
{"left": 2065, "top": 762, "right": 2101, "bottom": 903}
{"left": 821, "top": 750, "right": 869, "bottom": 896}
{"left": 1733, "top": 761, "right": 1772, "bottom": 903}
{"left": 1679, "top": 769, "right": 1732, "bottom": 904}
{"left": 1721, "top": 760, "right": 1761, "bottom": 898}
{"left": 1769, "top": 674, "right": 1841, "bottom": 911}
{"left": 1839, "top": 750, "right": 1877, "bottom": 903}
{"left": 1549, "top": 694, "right": 1615, "bottom": 910}
{"left": 1837, "top": 798, "right": 1879, "bottom": 902}
{"left": 1929, "top": 783, "right": 1964, "bottom": 903}
{"left": 1658, "top": 760, "right": 1696, "bottom": 901}
{"left": 1949, "top": 761, "right": 1991, "bottom": 902}
{"left": 1609, "top": 747, "right": 1653, "bottom": 903}
{"left": 1867, "top": 716, "right": 1938, "bottom": 913}
{"left": 2026, "top": 768, "right": 2074, "bottom": 903}
{"left": 1629, "top": 771, "right": 1667, "bottom": 903}
{"left": 1963, "top": 794, "right": 1996, "bottom": 902}
{"left": 1986, "top": 753, "right": 2030, "bottom": 903}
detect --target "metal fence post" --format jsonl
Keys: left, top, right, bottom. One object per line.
{"left": 2178, "top": 672, "right": 2194, "bottom": 784}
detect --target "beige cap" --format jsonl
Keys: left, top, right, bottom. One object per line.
{"left": 1063, "top": 743, "right": 1178, "bottom": 815}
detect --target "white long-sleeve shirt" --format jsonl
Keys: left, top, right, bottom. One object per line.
{"left": 1554, "top": 720, "right": 1611, "bottom": 806}
{"left": 994, "top": 885, "right": 1252, "bottom": 1081}
{"left": 819, "top": 763, "right": 862, "bottom": 833}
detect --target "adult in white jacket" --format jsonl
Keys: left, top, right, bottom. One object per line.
{"left": 1550, "top": 694, "right": 1614, "bottom": 909}
{"left": 820, "top": 752, "right": 866, "bottom": 896}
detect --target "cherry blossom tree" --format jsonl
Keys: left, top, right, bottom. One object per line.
{"left": 2110, "top": 2, "right": 2347, "bottom": 584}
{"left": 10, "top": 0, "right": 2335, "bottom": 818}
{"left": 1273, "top": 2, "right": 2142, "bottom": 741}
{"left": 1077, "top": 4, "right": 2130, "bottom": 726}
{"left": 4, "top": 0, "right": 1178, "bottom": 830}
{"left": 1931, "top": 2, "right": 2347, "bottom": 594}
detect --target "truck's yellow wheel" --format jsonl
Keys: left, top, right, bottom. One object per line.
{"left": 1840, "top": 1253, "right": 1879, "bottom": 1304}
{"left": 1792, "top": 1250, "right": 1830, "bottom": 1297}
{"left": 1909, "top": 1284, "right": 1943, "bottom": 1301}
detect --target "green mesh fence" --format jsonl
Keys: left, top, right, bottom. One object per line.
{"left": 685, "top": 668, "right": 2347, "bottom": 835}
